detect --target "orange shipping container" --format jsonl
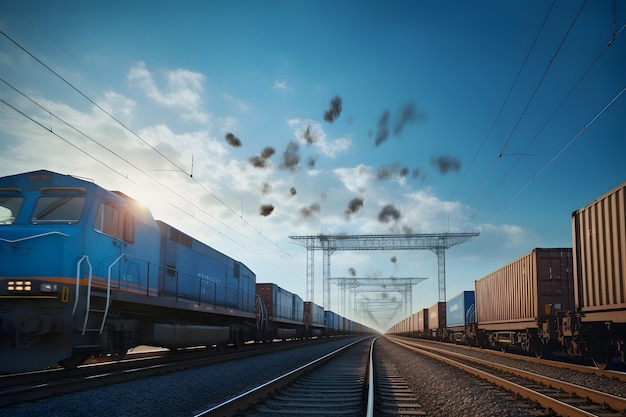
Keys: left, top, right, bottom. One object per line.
{"left": 475, "top": 248, "right": 574, "bottom": 331}
{"left": 572, "top": 181, "right": 626, "bottom": 323}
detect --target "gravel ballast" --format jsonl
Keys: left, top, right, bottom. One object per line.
{"left": 0, "top": 338, "right": 363, "bottom": 417}
{"left": 375, "top": 338, "right": 545, "bottom": 417}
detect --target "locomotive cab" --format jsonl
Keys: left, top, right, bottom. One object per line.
{"left": 0, "top": 170, "right": 160, "bottom": 373}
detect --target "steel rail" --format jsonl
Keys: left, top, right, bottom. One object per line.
{"left": 194, "top": 337, "right": 372, "bottom": 417}
{"left": 391, "top": 335, "right": 626, "bottom": 383}
{"left": 389, "top": 336, "right": 625, "bottom": 416}
{"left": 366, "top": 337, "right": 376, "bottom": 417}
{"left": 0, "top": 338, "right": 337, "bottom": 407}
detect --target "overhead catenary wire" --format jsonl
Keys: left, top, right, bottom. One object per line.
{"left": 0, "top": 29, "right": 297, "bottom": 265}
{"left": 451, "top": 0, "right": 557, "bottom": 202}
{"left": 496, "top": 0, "right": 588, "bottom": 159}
{"left": 497, "top": 86, "right": 626, "bottom": 217}
{"left": 0, "top": 90, "right": 300, "bottom": 276}
{"left": 0, "top": 79, "right": 247, "bottom": 244}
{"left": 462, "top": 20, "right": 626, "bottom": 229}
{"left": 450, "top": 0, "right": 600, "bottom": 232}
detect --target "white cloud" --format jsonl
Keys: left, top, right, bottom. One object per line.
{"left": 273, "top": 79, "right": 293, "bottom": 91}
{"left": 223, "top": 93, "right": 251, "bottom": 112}
{"left": 98, "top": 90, "right": 136, "bottom": 119}
{"left": 127, "top": 61, "right": 210, "bottom": 123}
{"left": 292, "top": 119, "right": 351, "bottom": 158}
{"left": 333, "top": 164, "right": 372, "bottom": 194}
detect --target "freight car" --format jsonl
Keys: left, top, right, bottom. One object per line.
{"left": 427, "top": 302, "right": 446, "bottom": 340}
{"left": 474, "top": 248, "right": 574, "bottom": 357}
{"left": 0, "top": 170, "right": 373, "bottom": 374}
{"left": 387, "top": 181, "right": 625, "bottom": 369}
{"left": 255, "top": 283, "right": 304, "bottom": 341}
{"left": 445, "top": 290, "right": 475, "bottom": 344}
{"left": 304, "top": 301, "right": 325, "bottom": 338}
{"left": 563, "top": 180, "right": 626, "bottom": 369}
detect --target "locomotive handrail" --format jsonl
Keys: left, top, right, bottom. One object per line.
{"left": 100, "top": 254, "right": 125, "bottom": 334}
{"left": 0, "top": 231, "right": 69, "bottom": 243}
{"left": 74, "top": 255, "right": 92, "bottom": 315}
{"left": 81, "top": 255, "right": 95, "bottom": 335}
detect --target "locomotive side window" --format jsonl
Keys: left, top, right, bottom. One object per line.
{"left": 94, "top": 203, "right": 135, "bottom": 243}
{"left": 0, "top": 196, "right": 23, "bottom": 225}
{"left": 31, "top": 196, "right": 85, "bottom": 224}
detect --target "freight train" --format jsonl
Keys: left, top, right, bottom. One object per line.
{"left": 387, "top": 181, "right": 626, "bottom": 370}
{"left": 0, "top": 170, "right": 372, "bottom": 374}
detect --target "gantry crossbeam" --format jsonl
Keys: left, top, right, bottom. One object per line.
{"left": 289, "top": 232, "right": 479, "bottom": 309}
{"left": 331, "top": 276, "right": 427, "bottom": 320}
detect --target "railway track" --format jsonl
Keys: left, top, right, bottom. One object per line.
{"left": 387, "top": 336, "right": 626, "bottom": 417}
{"left": 195, "top": 336, "right": 427, "bottom": 417}
{"left": 423, "top": 338, "right": 626, "bottom": 382}
{"left": 0, "top": 338, "right": 332, "bottom": 407}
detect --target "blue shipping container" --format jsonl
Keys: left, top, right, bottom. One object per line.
{"left": 446, "top": 290, "right": 475, "bottom": 327}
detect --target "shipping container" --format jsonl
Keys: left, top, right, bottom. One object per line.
{"left": 304, "top": 301, "right": 325, "bottom": 327}
{"left": 475, "top": 248, "right": 574, "bottom": 331}
{"left": 572, "top": 181, "right": 626, "bottom": 323}
{"left": 428, "top": 302, "right": 446, "bottom": 339}
{"left": 446, "top": 291, "right": 475, "bottom": 328}
{"left": 325, "top": 310, "right": 338, "bottom": 331}
{"left": 255, "top": 283, "right": 303, "bottom": 323}
{"left": 417, "top": 308, "right": 428, "bottom": 333}
{"left": 446, "top": 291, "right": 476, "bottom": 343}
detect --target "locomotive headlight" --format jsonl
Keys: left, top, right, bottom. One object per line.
{"left": 40, "top": 283, "right": 58, "bottom": 292}
{"left": 7, "top": 281, "right": 32, "bottom": 292}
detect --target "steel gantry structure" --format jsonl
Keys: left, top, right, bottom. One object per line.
{"left": 289, "top": 232, "right": 479, "bottom": 310}
{"left": 331, "top": 276, "right": 427, "bottom": 322}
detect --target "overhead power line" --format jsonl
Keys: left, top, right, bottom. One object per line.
{"left": 452, "top": 0, "right": 557, "bottom": 202}
{"left": 0, "top": 29, "right": 295, "bottom": 264}
{"left": 498, "top": 86, "right": 626, "bottom": 216}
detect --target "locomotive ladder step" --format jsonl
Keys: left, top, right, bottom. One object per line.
{"left": 73, "top": 344, "right": 101, "bottom": 349}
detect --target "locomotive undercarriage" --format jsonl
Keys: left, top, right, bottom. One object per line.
{"left": 55, "top": 289, "right": 260, "bottom": 368}
{"left": 481, "top": 328, "right": 548, "bottom": 358}
{"left": 557, "top": 313, "right": 625, "bottom": 370}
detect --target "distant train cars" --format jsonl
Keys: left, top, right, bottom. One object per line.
{"left": 388, "top": 181, "right": 626, "bottom": 369}
{"left": 0, "top": 170, "right": 373, "bottom": 374}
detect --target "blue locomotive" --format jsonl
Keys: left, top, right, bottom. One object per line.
{"left": 0, "top": 169, "right": 374, "bottom": 374}
{"left": 0, "top": 170, "right": 261, "bottom": 373}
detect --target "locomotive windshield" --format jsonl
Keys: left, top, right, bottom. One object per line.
{"left": 31, "top": 196, "right": 85, "bottom": 224}
{"left": 0, "top": 196, "right": 23, "bottom": 225}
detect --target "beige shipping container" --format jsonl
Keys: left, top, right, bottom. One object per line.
{"left": 572, "top": 181, "right": 626, "bottom": 323}
{"left": 417, "top": 308, "right": 428, "bottom": 332}
{"left": 475, "top": 248, "right": 574, "bottom": 331}
{"left": 428, "top": 302, "right": 446, "bottom": 330}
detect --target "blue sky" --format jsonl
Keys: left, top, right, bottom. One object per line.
{"left": 1, "top": 0, "right": 624, "bottom": 331}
